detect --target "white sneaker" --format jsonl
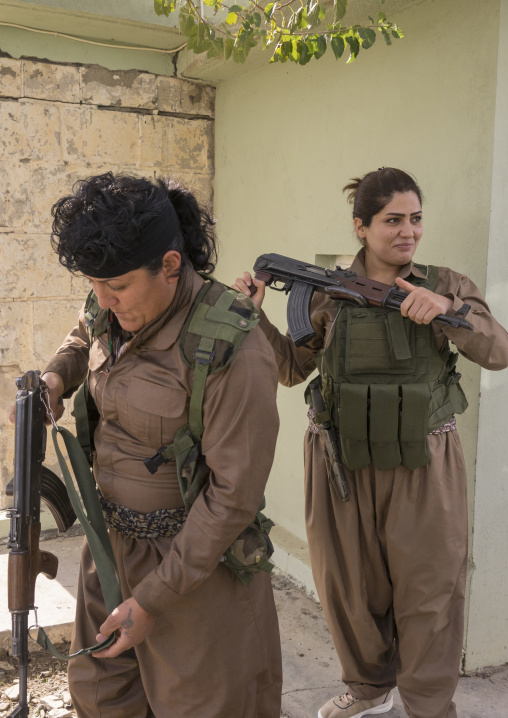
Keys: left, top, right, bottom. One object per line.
{"left": 318, "top": 690, "right": 394, "bottom": 718}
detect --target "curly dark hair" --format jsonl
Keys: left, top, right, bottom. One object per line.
{"left": 51, "top": 172, "right": 217, "bottom": 276}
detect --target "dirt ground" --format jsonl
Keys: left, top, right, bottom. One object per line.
{"left": 0, "top": 640, "right": 74, "bottom": 717}
{"left": 0, "top": 573, "right": 312, "bottom": 718}
{"left": 2, "top": 572, "right": 508, "bottom": 718}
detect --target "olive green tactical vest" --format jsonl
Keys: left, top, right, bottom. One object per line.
{"left": 317, "top": 264, "right": 468, "bottom": 472}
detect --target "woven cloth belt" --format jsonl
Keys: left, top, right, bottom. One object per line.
{"left": 98, "top": 491, "right": 187, "bottom": 539}
{"left": 307, "top": 408, "right": 457, "bottom": 436}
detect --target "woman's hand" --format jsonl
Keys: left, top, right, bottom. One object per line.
{"left": 232, "top": 271, "right": 266, "bottom": 311}
{"left": 8, "top": 371, "right": 65, "bottom": 425}
{"left": 93, "top": 597, "right": 155, "bottom": 658}
{"left": 41, "top": 372, "right": 65, "bottom": 425}
{"left": 395, "top": 277, "right": 453, "bottom": 325}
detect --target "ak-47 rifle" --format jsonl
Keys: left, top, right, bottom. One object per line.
{"left": 253, "top": 253, "right": 473, "bottom": 347}
{"left": 6, "top": 370, "right": 76, "bottom": 718}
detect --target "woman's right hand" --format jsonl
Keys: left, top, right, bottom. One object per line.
{"left": 232, "top": 272, "right": 266, "bottom": 311}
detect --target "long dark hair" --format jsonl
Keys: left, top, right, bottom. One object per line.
{"left": 343, "top": 167, "right": 423, "bottom": 230}
{"left": 51, "top": 172, "right": 217, "bottom": 276}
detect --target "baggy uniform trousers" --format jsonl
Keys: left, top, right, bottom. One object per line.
{"left": 304, "top": 429, "right": 468, "bottom": 718}
{"left": 68, "top": 530, "right": 282, "bottom": 718}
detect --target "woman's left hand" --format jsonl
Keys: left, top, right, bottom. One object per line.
{"left": 93, "top": 597, "right": 155, "bottom": 658}
{"left": 395, "top": 277, "right": 453, "bottom": 325}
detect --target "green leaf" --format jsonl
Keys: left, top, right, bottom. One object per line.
{"left": 229, "top": 5, "right": 243, "bottom": 11}
{"left": 378, "top": 11, "right": 386, "bottom": 22}
{"left": 224, "top": 37, "right": 235, "bottom": 60}
{"left": 358, "top": 27, "right": 376, "bottom": 49}
{"left": 381, "top": 27, "right": 392, "bottom": 45}
{"left": 330, "top": 34, "right": 345, "bottom": 59}
{"left": 307, "top": 0, "right": 325, "bottom": 27}
{"left": 226, "top": 12, "right": 238, "bottom": 25}
{"left": 313, "top": 34, "right": 327, "bottom": 59}
{"left": 252, "top": 12, "right": 262, "bottom": 27}
{"left": 299, "top": 40, "right": 313, "bottom": 65}
{"left": 154, "top": 0, "right": 166, "bottom": 16}
{"left": 264, "top": 2, "right": 276, "bottom": 21}
{"left": 392, "top": 27, "right": 404, "bottom": 39}
{"left": 334, "top": 0, "right": 347, "bottom": 23}
{"left": 281, "top": 39, "right": 293, "bottom": 57}
{"left": 207, "top": 38, "right": 224, "bottom": 58}
{"left": 179, "top": 9, "right": 196, "bottom": 35}
{"left": 346, "top": 33, "right": 360, "bottom": 62}
{"left": 202, "top": 0, "right": 216, "bottom": 6}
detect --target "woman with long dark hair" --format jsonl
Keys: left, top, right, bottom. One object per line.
{"left": 234, "top": 167, "right": 508, "bottom": 718}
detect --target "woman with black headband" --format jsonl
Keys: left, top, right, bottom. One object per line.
{"left": 41, "top": 173, "right": 282, "bottom": 718}
{"left": 233, "top": 167, "right": 508, "bottom": 718}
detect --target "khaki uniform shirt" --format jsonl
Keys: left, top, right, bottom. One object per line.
{"left": 259, "top": 249, "right": 508, "bottom": 386}
{"left": 45, "top": 271, "right": 280, "bottom": 616}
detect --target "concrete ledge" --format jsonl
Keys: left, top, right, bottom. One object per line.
{"left": 270, "top": 524, "right": 318, "bottom": 601}
{"left": 0, "top": 534, "right": 82, "bottom": 653}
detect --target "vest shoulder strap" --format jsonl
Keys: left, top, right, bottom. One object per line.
{"left": 83, "top": 290, "right": 108, "bottom": 343}
{"left": 180, "top": 276, "right": 260, "bottom": 442}
{"left": 412, "top": 263, "right": 439, "bottom": 292}
{"left": 144, "top": 278, "right": 260, "bottom": 473}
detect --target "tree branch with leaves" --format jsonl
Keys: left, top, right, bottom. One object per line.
{"left": 154, "top": 0, "right": 403, "bottom": 65}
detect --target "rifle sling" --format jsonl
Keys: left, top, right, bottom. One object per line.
{"left": 34, "top": 427, "right": 123, "bottom": 661}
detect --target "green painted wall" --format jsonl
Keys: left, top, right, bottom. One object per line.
{"left": 0, "top": 0, "right": 180, "bottom": 75}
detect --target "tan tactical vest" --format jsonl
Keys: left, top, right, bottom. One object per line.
{"left": 317, "top": 265, "right": 468, "bottom": 471}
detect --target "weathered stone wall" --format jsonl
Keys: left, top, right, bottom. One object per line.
{"left": 0, "top": 57, "right": 215, "bottom": 501}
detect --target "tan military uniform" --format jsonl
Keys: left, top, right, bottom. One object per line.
{"left": 259, "top": 250, "right": 508, "bottom": 718}
{"left": 45, "top": 271, "right": 282, "bottom": 718}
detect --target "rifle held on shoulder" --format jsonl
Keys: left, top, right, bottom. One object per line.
{"left": 253, "top": 253, "right": 472, "bottom": 347}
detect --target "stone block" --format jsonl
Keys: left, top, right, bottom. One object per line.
{"left": 140, "top": 115, "right": 214, "bottom": 171}
{"left": 23, "top": 61, "right": 80, "bottom": 103}
{"left": 157, "top": 77, "right": 215, "bottom": 117}
{"left": 30, "top": 163, "right": 86, "bottom": 232}
{"left": 71, "top": 274, "right": 91, "bottom": 298}
{"left": 0, "top": 369, "right": 17, "bottom": 431}
{"left": 166, "top": 117, "right": 214, "bottom": 172}
{"left": 0, "top": 161, "right": 33, "bottom": 231}
{"left": 0, "top": 234, "right": 72, "bottom": 300}
{"left": 61, "top": 105, "right": 139, "bottom": 166}
{"left": 0, "top": 300, "right": 33, "bottom": 369}
{"left": 0, "top": 99, "right": 61, "bottom": 161}
{"left": 32, "top": 298, "right": 84, "bottom": 367}
{"left": 0, "top": 58, "right": 21, "bottom": 98}
{"left": 81, "top": 66, "right": 157, "bottom": 109}
{"left": 166, "top": 171, "right": 214, "bottom": 207}
{"left": 138, "top": 114, "right": 165, "bottom": 167}
{"left": 0, "top": 409, "right": 15, "bottom": 496}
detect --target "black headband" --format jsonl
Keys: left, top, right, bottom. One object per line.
{"left": 76, "top": 202, "right": 181, "bottom": 279}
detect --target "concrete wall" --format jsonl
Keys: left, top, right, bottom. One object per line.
{"left": 465, "top": 0, "right": 508, "bottom": 671}
{"left": 0, "top": 0, "right": 181, "bottom": 75}
{"left": 0, "top": 56, "right": 215, "bottom": 505}
{"left": 213, "top": 0, "right": 507, "bottom": 666}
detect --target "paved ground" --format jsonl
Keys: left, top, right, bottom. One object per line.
{"left": 1, "top": 535, "right": 508, "bottom": 717}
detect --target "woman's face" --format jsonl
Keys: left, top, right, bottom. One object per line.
{"left": 86, "top": 251, "right": 181, "bottom": 332}
{"left": 354, "top": 191, "right": 423, "bottom": 270}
